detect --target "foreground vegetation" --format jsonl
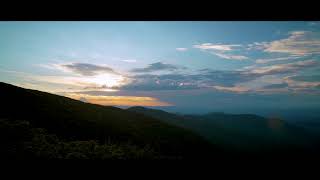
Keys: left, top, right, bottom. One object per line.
{"left": 0, "top": 119, "right": 162, "bottom": 159}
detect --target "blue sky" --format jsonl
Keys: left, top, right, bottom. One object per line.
{"left": 1, "top": 21, "right": 320, "bottom": 114}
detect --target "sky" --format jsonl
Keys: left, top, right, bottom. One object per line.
{"left": 1, "top": 21, "right": 320, "bottom": 115}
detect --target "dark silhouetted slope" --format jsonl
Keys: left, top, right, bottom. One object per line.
{"left": 0, "top": 82, "right": 216, "bottom": 159}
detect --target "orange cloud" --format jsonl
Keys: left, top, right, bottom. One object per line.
{"left": 64, "top": 93, "right": 172, "bottom": 107}
{"left": 213, "top": 85, "right": 249, "bottom": 93}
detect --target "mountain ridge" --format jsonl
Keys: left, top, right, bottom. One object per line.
{"left": 0, "top": 82, "right": 216, "bottom": 159}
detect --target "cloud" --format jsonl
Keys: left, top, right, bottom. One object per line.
{"left": 119, "top": 69, "right": 254, "bottom": 91}
{"left": 280, "top": 76, "right": 320, "bottom": 94}
{"left": 23, "top": 74, "right": 123, "bottom": 92}
{"left": 58, "top": 63, "right": 119, "bottom": 76}
{"left": 10, "top": 57, "right": 320, "bottom": 97}
{"left": 121, "top": 59, "right": 137, "bottom": 63}
{"left": 263, "top": 83, "right": 289, "bottom": 89}
{"left": 194, "top": 30, "right": 320, "bottom": 61}
{"left": 289, "top": 75, "right": 320, "bottom": 82}
{"left": 119, "top": 59, "right": 318, "bottom": 92}
{"left": 255, "top": 55, "right": 302, "bottom": 64}
{"left": 284, "top": 76, "right": 320, "bottom": 89}
{"left": 214, "top": 52, "right": 248, "bottom": 60}
{"left": 64, "top": 93, "right": 172, "bottom": 107}
{"left": 308, "top": 22, "right": 320, "bottom": 26}
{"left": 22, "top": 63, "right": 130, "bottom": 92}
{"left": 120, "top": 61, "right": 319, "bottom": 93}
{"left": 119, "top": 74, "right": 200, "bottom": 91}
{"left": 245, "top": 60, "right": 318, "bottom": 76}
{"left": 212, "top": 85, "right": 249, "bottom": 93}
{"left": 131, "top": 62, "right": 183, "bottom": 73}
{"left": 193, "top": 43, "right": 241, "bottom": 51}
{"left": 176, "top": 48, "right": 188, "bottom": 51}
{"left": 247, "top": 42, "right": 269, "bottom": 51}
{"left": 194, "top": 43, "right": 248, "bottom": 60}
{"left": 212, "top": 75, "right": 290, "bottom": 94}
{"left": 263, "top": 31, "right": 320, "bottom": 55}
{"left": 208, "top": 60, "right": 319, "bottom": 93}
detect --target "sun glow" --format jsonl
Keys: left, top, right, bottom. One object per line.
{"left": 82, "top": 73, "right": 127, "bottom": 88}
{"left": 64, "top": 93, "right": 172, "bottom": 107}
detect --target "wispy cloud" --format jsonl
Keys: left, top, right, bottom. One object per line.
{"left": 208, "top": 59, "right": 320, "bottom": 93}
{"left": 131, "top": 62, "right": 184, "bottom": 73}
{"left": 255, "top": 55, "right": 302, "bottom": 64}
{"left": 213, "top": 85, "right": 249, "bottom": 93}
{"left": 57, "top": 63, "right": 119, "bottom": 76}
{"left": 284, "top": 76, "right": 320, "bottom": 89}
{"left": 262, "top": 83, "right": 289, "bottom": 89}
{"left": 262, "top": 31, "right": 320, "bottom": 56}
{"left": 245, "top": 60, "right": 318, "bottom": 76}
{"left": 64, "top": 93, "right": 172, "bottom": 107}
{"left": 247, "top": 42, "right": 269, "bottom": 51}
{"left": 121, "top": 59, "right": 137, "bottom": 63}
{"left": 193, "top": 43, "right": 241, "bottom": 51}
{"left": 194, "top": 43, "right": 248, "bottom": 60}
{"left": 289, "top": 75, "right": 320, "bottom": 82}
{"left": 214, "top": 52, "right": 248, "bottom": 60}
{"left": 176, "top": 48, "right": 188, "bottom": 51}
{"left": 308, "top": 22, "right": 320, "bottom": 26}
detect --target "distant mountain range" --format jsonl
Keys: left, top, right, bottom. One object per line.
{"left": 1, "top": 82, "right": 320, "bottom": 160}
{"left": 128, "top": 106, "right": 320, "bottom": 154}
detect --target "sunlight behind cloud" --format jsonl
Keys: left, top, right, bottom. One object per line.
{"left": 81, "top": 73, "right": 128, "bottom": 88}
